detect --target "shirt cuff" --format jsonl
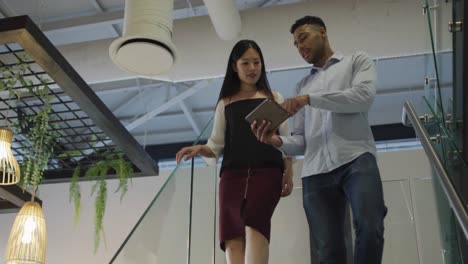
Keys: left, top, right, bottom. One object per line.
{"left": 307, "top": 91, "right": 324, "bottom": 109}
{"left": 278, "top": 135, "right": 293, "bottom": 156}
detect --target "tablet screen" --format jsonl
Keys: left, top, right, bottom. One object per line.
{"left": 245, "top": 98, "right": 290, "bottom": 130}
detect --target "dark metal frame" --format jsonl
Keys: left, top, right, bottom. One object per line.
{"left": 0, "top": 15, "right": 158, "bottom": 175}
{"left": 0, "top": 15, "right": 158, "bottom": 208}
{"left": 452, "top": 0, "right": 468, "bottom": 258}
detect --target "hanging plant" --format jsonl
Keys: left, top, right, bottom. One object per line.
{"left": 19, "top": 83, "right": 59, "bottom": 195}
{"left": 69, "top": 152, "right": 133, "bottom": 253}
{"left": 0, "top": 56, "right": 59, "bottom": 196}
{"left": 69, "top": 166, "right": 81, "bottom": 226}
{"left": 2, "top": 55, "right": 135, "bottom": 254}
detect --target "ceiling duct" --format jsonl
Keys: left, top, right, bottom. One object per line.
{"left": 109, "top": 0, "right": 177, "bottom": 76}
{"left": 203, "top": 0, "right": 242, "bottom": 40}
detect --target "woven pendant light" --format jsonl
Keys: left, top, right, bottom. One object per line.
{"left": 0, "top": 128, "right": 20, "bottom": 185}
{"left": 5, "top": 201, "right": 47, "bottom": 264}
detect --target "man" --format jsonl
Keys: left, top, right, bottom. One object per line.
{"left": 252, "top": 16, "right": 387, "bottom": 263}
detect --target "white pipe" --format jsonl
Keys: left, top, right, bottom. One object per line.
{"left": 203, "top": 0, "right": 242, "bottom": 40}
{"left": 109, "top": 0, "right": 178, "bottom": 76}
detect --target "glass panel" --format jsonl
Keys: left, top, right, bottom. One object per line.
{"left": 111, "top": 165, "right": 191, "bottom": 264}
{"left": 190, "top": 162, "right": 219, "bottom": 263}
{"left": 422, "top": 97, "right": 468, "bottom": 206}
{"left": 423, "top": 0, "right": 455, "bottom": 140}
{"left": 431, "top": 167, "right": 467, "bottom": 264}
{"left": 419, "top": 98, "right": 468, "bottom": 263}
{"left": 111, "top": 118, "right": 214, "bottom": 264}
{"left": 411, "top": 177, "right": 445, "bottom": 264}
{"left": 381, "top": 180, "right": 420, "bottom": 263}
{"left": 423, "top": 0, "right": 444, "bottom": 123}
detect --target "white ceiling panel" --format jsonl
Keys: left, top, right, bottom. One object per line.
{"left": 4, "top": 0, "right": 95, "bottom": 21}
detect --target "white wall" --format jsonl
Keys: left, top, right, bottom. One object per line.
{"left": 56, "top": 0, "right": 451, "bottom": 83}
{"left": 0, "top": 174, "right": 169, "bottom": 264}
{"left": 0, "top": 149, "right": 445, "bottom": 263}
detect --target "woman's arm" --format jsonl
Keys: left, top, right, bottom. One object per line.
{"left": 176, "top": 100, "right": 225, "bottom": 164}
{"left": 281, "top": 157, "right": 293, "bottom": 197}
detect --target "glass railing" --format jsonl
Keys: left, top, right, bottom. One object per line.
{"left": 412, "top": 1, "right": 468, "bottom": 262}
{"left": 422, "top": 0, "right": 458, "bottom": 147}
{"left": 424, "top": 98, "right": 468, "bottom": 264}
{"left": 110, "top": 117, "right": 217, "bottom": 264}
{"left": 406, "top": 100, "right": 468, "bottom": 263}
{"left": 108, "top": 114, "right": 314, "bottom": 264}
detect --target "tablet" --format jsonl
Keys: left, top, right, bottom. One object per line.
{"left": 245, "top": 98, "right": 290, "bottom": 131}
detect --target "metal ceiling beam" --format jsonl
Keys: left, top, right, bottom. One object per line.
{"left": 90, "top": 0, "right": 104, "bottom": 12}
{"left": 91, "top": 81, "right": 164, "bottom": 95}
{"left": 0, "top": 16, "right": 158, "bottom": 175}
{"left": 89, "top": 0, "right": 120, "bottom": 37}
{"left": 179, "top": 100, "right": 201, "bottom": 135}
{"left": 259, "top": 0, "right": 278, "bottom": 7}
{"left": 112, "top": 84, "right": 166, "bottom": 115}
{"left": 42, "top": 10, "right": 124, "bottom": 34}
{"left": 112, "top": 90, "right": 140, "bottom": 115}
{"left": 132, "top": 129, "right": 205, "bottom": 146}
{"left": 185, "top": 0, "right": 196, "bottom": 16}
{"left": 175, "top": 84, "right": 200, "bottom": 134}
{"left": 85, "top": 80, "right": 210, "bottom": 153}
{"left": 0, "top": 80, "right": 167, "bottom": 104}
{"left": 73, "top": 82, "right": 164, "bottom": 140}
{"left": 118, "top": 108, "right": 213, "bottom": 121}
{"left": 39, "top": 1, "right": 290, "bottom": 36}
{"left": 125, "top": 80, "right": 210, "bottom": 132}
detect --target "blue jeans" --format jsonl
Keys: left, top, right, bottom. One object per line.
{"left": 302, "top": 152, "right": 387, "bottom": 264}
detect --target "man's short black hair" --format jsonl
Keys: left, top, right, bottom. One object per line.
{"left": 290, "top": 16, "right": 326, "bottom": 34}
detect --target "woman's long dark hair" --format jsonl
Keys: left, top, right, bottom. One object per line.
{"left": 217, "top": 40, "right": 273, "bottom": 102}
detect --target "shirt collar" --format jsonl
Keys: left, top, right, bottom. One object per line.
{"left": 310, "top": 52, "right": 344, "bottom": 74}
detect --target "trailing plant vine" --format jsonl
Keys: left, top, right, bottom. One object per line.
{"left": 69, "top": 152, "right": 133, "bottom": 253}
{"left": 69, "top": 166, "right": 81, "bottom": 226}
{"left": 0, "top": 56, "right": 59, "bottom": 197}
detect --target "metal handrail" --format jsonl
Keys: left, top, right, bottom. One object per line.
{"left": 404, "top": 101, "right": 468, "bottom": 239}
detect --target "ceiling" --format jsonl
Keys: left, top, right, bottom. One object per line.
{"left": 0, "top": 0, "right": 453, "bottom": 163}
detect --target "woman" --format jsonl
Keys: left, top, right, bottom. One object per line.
{"left": 176, "top": 39, "right": 293, "bottom": 264}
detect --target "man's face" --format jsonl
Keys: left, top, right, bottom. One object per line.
{"left": 293, "top": 24, "right": 326, "bottom": 65}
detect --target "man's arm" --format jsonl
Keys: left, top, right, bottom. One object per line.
{"left": 282, "top": 52, "right": 376, "bottom": 114}
{"left": 307, "top": 52, "right": 376, "bottom": 113}
{"left": 279, "top": 108, "right": 306, "bottom": 156}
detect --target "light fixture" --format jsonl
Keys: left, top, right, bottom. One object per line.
{"left": 0, "top": 127, "right": 20, "bottom": 185}
{"left": 5, "top": 201, "right": 47, "bottom": 264}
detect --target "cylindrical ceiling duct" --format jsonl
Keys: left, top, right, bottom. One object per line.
{"left": 203, "top": 0, "right": 242, "bottom": 40}
{"left": 109, "top": 0, "right": 177, "bottom": 76}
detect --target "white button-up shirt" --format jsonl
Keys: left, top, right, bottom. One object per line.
{"left": 279, "top": 51, "right": 377, "bottom": 177}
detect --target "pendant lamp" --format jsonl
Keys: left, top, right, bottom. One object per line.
{"left": 5, "top": 201, "right": 47, "bottom": 264}
{"left": 0, "top": 128, "right": 20, "bottom": 185}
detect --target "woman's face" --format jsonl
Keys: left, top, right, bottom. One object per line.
{"left": 233, "top": 48, "right": 262, "bottom": 86}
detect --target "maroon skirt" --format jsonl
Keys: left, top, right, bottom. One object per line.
{"left": 219, "top": 167, "right": 283, "bottom": 251}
